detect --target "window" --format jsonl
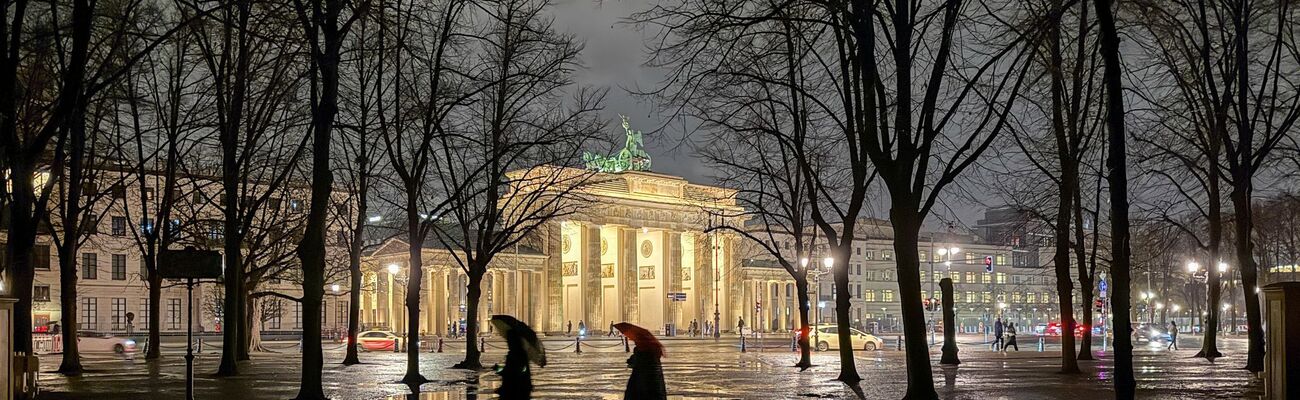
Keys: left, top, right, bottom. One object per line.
{"left": 111, "top": 298, "right": 127, "bottom": 330}
{"left": 270, "top": 197, "right": 282, "bottom": 211}
{"left": 81, "top": 297, "right": 98, "bottom": 330}
{"left": 1027, "top": 293, "right": 1037, "bottom": 303}
{"left": 142, "top": 187, "right": 154, "bottom": 202}
{"left": 982, "top": 291, "right": 992, "bottom": 303}
{"left": 141, "top": 218, "right": 154, "bottom": 235}
{"left": 111, "top": 184, "right": 126, "bottom": 199}
{"left": 34, "top": 285, "right": 51, "bottom": 302}
{"left": 140, "top": 298, "right": 151, "bottom": 328}
{"left": 919, "top": 251, "right": 928, "bottom": 262}
{"left": 881, "top": 251, "right": 893, "bottom": 260}
{"left": 996, "top": 272, "right": 1006, "bottom": 284}
{"left": 863, "top": 290, "right": 876, "bottom": 302}
{"left": 167, "top": 219, "right": 182, "bottom": 237}
{"left": 855, "top": 247, "right": 861, "bottom": 255}
{"left": 932, "top": 271, "right": 942, "bottom": 282}
{"left": 336, "top": 300, "right": 348, "bottom": 328}
{"left": 112, "top": 254, "right": 127, "bottom": 280}
{"left": 855, "top": 264, "right": 862, "bottom": 275}
{"left": 854, "top": 285, "right": 862, "bottom": 298}
{"left": 289, "top": 199, "right": 303, "bottom": 213}
{"left": 996, "top": 254, "right": 1007, "bottom": 265}
{"left": 34, "top": 245, "right": 51, "bottom": 270}
{"left": 191, "top": 191, "right": 203, "bottom": 204}
{"left": 966, "top": 291, "right": 976, "bottom": 303}
{"left": 111, "top": 216, "right": 127, "bottom": 236}
{"left": 1012, "top": 292, "right": 1023, "bottom": 303}
{"left": 268, "top": 299, "right": 283, "bottom": 329}
{"left": 982, "top": 274, "right": 992, "bottom": 284}
{"left": 966, "top": 253, "right": 977, "bottom": 263}
{"left": 81, "top": 252, "right": 98, "bottom": 279}
{"left": 964, "top": 272, "right": 975, "bottom": 283}
{"left": 293, "top": 302, "right": 302, "bottom": 329}
{"left": 883, "top": 290, "right": 894, "bottom": 302}
{"left": 168, "top": 299, "right": 182, "bottom": 330}
{"left": 865, "top": 250, "right": 875, "bottom": 260}
{"left": 1012, "top": 275, "right": 1022, "bottom": 284}
{"left": 82, "top": 213, "right": 98, "bottom": 234}
{"left": 950, "top": 271, "right": 960, "bottom": 282}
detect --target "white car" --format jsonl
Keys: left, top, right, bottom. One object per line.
{"left": 74, "top": 331, "right": 137, "bottom": 354}
{"left": 807, "top": 325, "right": 884, "bottom": 351}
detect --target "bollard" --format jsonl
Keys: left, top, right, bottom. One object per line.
{"left": 575, "top": 337, "right": 582, "bottom": 354}
{"left": 791, "top": 336, "right": 797, "bottom": 352}
{"left": 437, "top": 337, "right": 444, "bottom": 353}
{"left": 897, "top": 336, "right": 903, "bottom": 351}
{"left": 393, "top": 337, "right": 401, "bottom": 353}
{"left": 197, "top": 338, "right": 203, "bottom": 353}
{"left": 623, "top": 336, "right": 630, "bottom": 352}
{"left": 480, "top": 337, "right": 486, "bottom": 353}
{"left": 740, "top": 335, "right": 746, "bottom": 353}
{"left": 1037, "top": 337, "right": 1044, "bottom": 352}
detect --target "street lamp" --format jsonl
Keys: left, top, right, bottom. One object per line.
{"left": 387, "top": 263, "right": 400, "bottom": 275}
{"left": 1187, "top": 261, "right": 1200, "bottom": 273}
{"left": 1217, "top": 262, "right": 1229, "bottom": 273}
{"left": 330, "top": 284, "right": 342, "bottom": 339}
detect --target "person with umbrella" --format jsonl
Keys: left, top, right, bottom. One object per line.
{"left": 490, "top": 315, "right": 547, "bottom": 399}
{"left": 614, "top": 322, "right": 667, "bottom": 400}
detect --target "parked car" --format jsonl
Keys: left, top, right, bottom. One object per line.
{"left": 804, "top": 325, "right": 885, "bottom": 351}
{"left": 1045, "top": 322, "right": 1090, "bottom": 337}
{"left": 75, "top": 331, "right": 136, "bottom": 354}
{"left": 356, "top": 330, "right": 399, "bottom": 351}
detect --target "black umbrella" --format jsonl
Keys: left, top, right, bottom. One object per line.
{"left": 491, "top": 315, "right": 546, "bottom": 367}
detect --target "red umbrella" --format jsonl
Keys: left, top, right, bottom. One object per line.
{"left": 614, "top": 322, "right": 664, "bottom": 358}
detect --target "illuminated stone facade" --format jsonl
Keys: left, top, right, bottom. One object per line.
{"left": 361, "top": 170, "right": 759, "bottom": 335}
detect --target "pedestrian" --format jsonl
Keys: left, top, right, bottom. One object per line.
{"left": 993, "top": 318, "right": 1004, "bottom": 351}
{"left": 614, "top": 322, "right": 668, "bottom": 400}
{"left": 1006, "top": 322, "right": 1019, "bottom": 351}
{"left": 490, "top": 315, "right": 547, "bottom": 400}
{"left": 1167, "top": 321, "right": 1179, "bottom": 351}
{"left": 608, "top": 321, "right": 616, "bottom": 337}
{"left": 567, "top": 320, "right": 573, "bottom": 337}
{"left": 737, "top": 317, "right": 745, "bottom": 335}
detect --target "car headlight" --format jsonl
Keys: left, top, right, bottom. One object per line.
{"left": 1148, "top": 329, "right": 1160, "bottom": 337}
{"left": 124, "top": 339, "right": 136, "bottom": 346}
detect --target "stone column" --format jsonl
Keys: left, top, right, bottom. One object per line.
{"left": 622, "top": 227, "right": 640, "bottom": 324}
{"left": 667, "top": 231, "right": 682, "bottom": 330}
{"left": 583, "top": 224, "right": 602, "bottom": 329}
{"left": 545, "top": 223, "right": 563, "bottom": 332}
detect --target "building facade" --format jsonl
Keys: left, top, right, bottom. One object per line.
{"left": 359, "top": 169, "right": 768, "bottom": 335}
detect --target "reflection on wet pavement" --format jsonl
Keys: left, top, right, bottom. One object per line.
{"left": 34, "top": 336, "right": 1262, "bottom": 399}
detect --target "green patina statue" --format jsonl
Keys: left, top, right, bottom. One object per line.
{"left": 583, "top": 115, "right": 651, "bottom": 173}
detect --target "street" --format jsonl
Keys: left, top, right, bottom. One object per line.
{"left": 34, "top": 335, "right": 1262, "bottom": 399}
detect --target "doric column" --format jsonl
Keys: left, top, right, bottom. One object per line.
{"left": 622, "top": 227, "right": 640, "bottom": 324}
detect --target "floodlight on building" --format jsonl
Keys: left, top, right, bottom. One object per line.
{"left": 387, "top": 264, "right": 400, "bottom": 275}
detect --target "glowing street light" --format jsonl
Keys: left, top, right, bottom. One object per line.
{"left": 331, "top": 284, "right": 340, "bottom": 294}
{"left": 1217, "top": 262, "right": 1229, "bottom": 273}
{"left": 386, "top": 263, "right": 400, "bottom": 275}
{"left": 822, "top": 257, "right": 834, "bottom": 269}
{"left": 1186, "top": 261, "right": 1200, "bottom": 273}
{"left": 800, "top": 258, "right": 809, "bottom": 268}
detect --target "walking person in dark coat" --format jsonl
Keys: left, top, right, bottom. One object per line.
{"left": 1167, "top": 321, "right": 1179, "bottom": 350}
{"left": 490, "top": 315, "right": 547, "bottom": 400}
{"left": 993, "top": 318, "right": 1005, "bottom": 350}
{"left": 1005, "top": 322, "right": 1019, "bottom": 351}
{"left": 737, "top": 317, "right": 745, "bottom": 335}
{"left": 566, "top": 320, "right": 573, "bottom": 336}
{"left": 614, "top": 322, "right": 667, "bottom": 400}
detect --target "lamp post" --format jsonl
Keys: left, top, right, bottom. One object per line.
{"left": 331, "top": 284, "right": 341, "bottom": 340}
{"left": 929, "top": 246, "right": 958, "bottom": 344}
{"left": 806, "top": 257, "right": 832, "bottom": 349}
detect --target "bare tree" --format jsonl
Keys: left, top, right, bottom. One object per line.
{"left": 1093, "top": 0, "right": 1135, "bottom": 395}
{"left": 189, "top": 0, "right": 311, "bottom": 374}
{"left": 289, "top": 0, "right": 365, "bottom": 394}
{"left": 434, "top": 0, "right": 606, "bottom": 369}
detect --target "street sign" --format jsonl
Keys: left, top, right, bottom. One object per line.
{"left": 1099, "top": 279, "right": 1109, "bottom": 298}
{"left": 158, "top": 247, "right": 223, "bottom": 280}
{"left": 666, "top": 292, "right": 687, "bottom": 301}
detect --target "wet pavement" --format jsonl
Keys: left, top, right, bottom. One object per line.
{"left": 34, "top": 335, "right": 1263, "bottom": 399}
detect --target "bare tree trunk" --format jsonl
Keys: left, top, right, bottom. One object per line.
{"left": 216, "top": 0, "right": 253, "bottom": 377}
{"left": 890, "top": 215, "right": 936, "bottom": 399}
{"left": 456, "top": 271, "right": 485, "bottom": 370}
{"left": 940, "top": 278, "right": 959, "bottom": 365}
{"left": 400, "top": 208, "right": 430, "bottom": 383}
{"left": 794, "top": 277, "right": 811, "bottom": 370}
{"left": 1230, "top": 182, "right": 1264, "bottom": 372}
{"left": 1095, "top": 0, "right": 1134, "bottom": 395}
